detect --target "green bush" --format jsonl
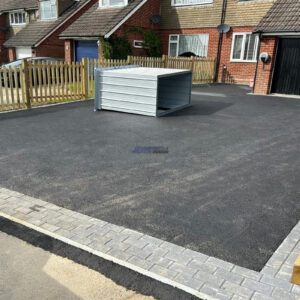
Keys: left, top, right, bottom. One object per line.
{"left": 100, "top": 36, "right": 132, "bottom": 59}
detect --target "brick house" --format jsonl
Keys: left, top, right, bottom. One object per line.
{"left": 253, "top": 0, "right": 300, "bottom": 96}
{"left": 160, "top": 0, "right": 277, "bottom": 85}
{"left": 2, "top": 0, "right": 97, "bottom": 62}
{"left": 0, "top": 0, "right": 38, "bottom": 64}
{"left": 59, "top": 0, "right": 160, "bottom": 62}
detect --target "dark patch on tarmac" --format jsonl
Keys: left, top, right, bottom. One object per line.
{"left": 0, "top": 84, "right": 299, "bottom": 271}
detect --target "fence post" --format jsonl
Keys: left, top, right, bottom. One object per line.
{"left": 127, "top": 56, "right": 132, "bottom": 65}
{"left": 82, "top": 58, "right": 89, "bottom": 100}
{"left": 21, "top": 59, "right": 31, "bottom": 108}
{"left": 162, "top": 55, "right": 167, "bottom": 68}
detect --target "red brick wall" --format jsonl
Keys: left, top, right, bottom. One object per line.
{"left": 160, "top": 28, "right": 219, "bottom": 59}
{"left": 0, "top": 14, "right": 8, "bottom": 64}
{"left": 254, "top": 36, "right": 278, "bottom": 95}
{"left": 114, "top": 0, "right": 160, "bottom": 56}
{"left": 37, "top": 0, "right": 98, "bottom": 59}
{"left": 160, "top": 26, "right": 258, "bottom": 86}
{"left": 8, "top": 47, "right": 16, "bottom": 62}
{"left": 64, "top": 39, "right": 74, "bottom": 62}
{"left": 218, "top": 26, "right": 257, "bottom": 85}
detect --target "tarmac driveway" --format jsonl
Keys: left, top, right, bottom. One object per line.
{"left": 0, "top": 84, "right": 299, "bottom": 271}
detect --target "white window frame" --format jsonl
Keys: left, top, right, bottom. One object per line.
{"left": 9, "top": 11, "right": 26, "bottom": 26}
{"left": 168, "top": 34, "right": 179, "bottom": 56}
{"left": 40, "top": 0, "right": 57, "bottom": 20}
{"left": 230, "top": 32, "right": 259, "bottom": 63}
{"left": 133, "top": 40, "right": 144, "bottom": 48}
{"left": 99, "top": 0, "right": 128, "bottom": 8}
{"left": 171, "top": 0, "right": 213, "bottom": 7}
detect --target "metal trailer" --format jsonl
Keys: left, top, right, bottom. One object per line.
{"left": 94, "top": 65, "right": 192, "bottom": 117}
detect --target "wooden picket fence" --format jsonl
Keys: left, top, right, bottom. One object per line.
{"left": 0, "top": 55, "right": 216, "bottom": 112}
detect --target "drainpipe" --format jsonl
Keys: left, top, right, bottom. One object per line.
{"left": 214, "top": 0, "right": 227, "bottom": 82}
{"left": 252, "top": 32, "right": 262, "bottom": 93}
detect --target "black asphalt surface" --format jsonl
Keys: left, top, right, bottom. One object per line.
{"left": 0, "top": 84, "right": 299, "bottom": 271}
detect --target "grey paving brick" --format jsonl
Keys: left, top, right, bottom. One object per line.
{"left": 107, "top": 248, "right": 132, "bottom": 261}
{"left": 276, "top": 264, "right": 294, "bottom": 281}
{"left": 194, "top": 270, "right": 224, "bottom": 288}
{"left": 88, "top": 238, "right": 112, "bottom": 253}
{"left": 206, "top": 257, "right": 234, "bottom": 271}
{"left": 221, "top": 281, "right": 254, "bottom": 299}
{"left": 15, "top": 206, "right": 33, "bottom": 214}
{"left": 231, "top": 295, "right": 249, "bottom": 300}
{"left": 143, "top": 244, "right": 168, "bottom": 256}
{"left": 54, "top": 228, "right": 74, "bottom": 238}
{"left": 125, "top": 246, "right": 152, "bottom": 260}
{"left": 260, "top": 274, "right": 293, "bottom": 291}
{"left": 69, "top": 234, "right": 94, "bottom": 245}
{"left": 272, "top": 288, "right": 299, "bottom": 300}
{"left": 242, "top": 278, "right": 273, "bottom": 296}
{"left": 188, "top": 259, "right": 217, "bottom": 274}
{"left": 127, "top": 256, "right": 153, "bottom": 270}
{"left": 159, "top": 241, "right": 185, "bottom": 254}
{"left": 146, "top": 253, "right": 173, "bottom": 268}
{"left": 103, "top": 223, "right": 124, "bottom": 233}
{"left": 139, "top": 235, "right": 164, "bottom": 247}
{"left": 89, "top": 218, "right": 107, "bottom": 227}
{"left": 122, "top": 228, "right": 143, "bottom": 239}
{"left": 182, "top": 249, "right": 209, "bottom": 262}
{"left": 232, "top": 265, "right": 261, "bottom": 281}
{"left": 200, "top": 284, "right": 233, "bottom": 300}
{"left": 39, "top": 222, "right": 60, "bottom": 233}
{"left": 123, "top": 236, "right": 148, "bottom": 249}
{"left": 260, "top": 266, "right": 278, "bottom": 277}
{"left": 285, "top": 252, "right": 299, "bottom": 266}
{"left": 174, "top": 273, "right": 204, "bottom": 291}
{"left": 104, "top": 231, "right": 128, "bottom": 242}
{"left": 27, "top": 217, "right": 46, "bottom": 226}
{"left": 292, "top": 284, "right": 300, "bottom": 295}
{"left": 265, "top": 252, "right": 287, "bottom": 269}
{"left": 168, "top": 262, "right": 198, "bottom": 276}
{"left": 251, "top": 292, "right": 274, "bottom": 300}
{"left": 149, "top": 264, "right": 178, "bottom": 280}
{"left": 105, "top": 240, "right": 130, "bottom": 251}
{"left": 214, "top": 268, "right": 245, "bottom": 285}
{"left": 164, "top": 249, "right": 192, "bottom": 265}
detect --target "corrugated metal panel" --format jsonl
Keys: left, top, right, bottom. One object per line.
{"left": 94, "top": 66, "right": 192, "bottom": 117}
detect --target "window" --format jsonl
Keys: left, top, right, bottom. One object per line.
{"left": 168, "top": 34, "right": 209, "bottom": 57}
{"left": 133, "top": 40, "right": 144, "bottom": 48}
{"left": 172, "top": 0, "right": 212, "bottom": 7}
{"left": 99, "top": 0, "right": 128, "bottom": 8}
{"left": 40, "top": 0, "right": 57, "bottom": 20}
{"left": 231, "top": 33, "right": 259, "bottom": 62}
{"left": 9, "top": 11, "right": 26, "bottom": 25}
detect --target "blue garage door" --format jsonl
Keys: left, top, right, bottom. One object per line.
{"left": 75, "top": 40, "right": 98, "bottom": 62}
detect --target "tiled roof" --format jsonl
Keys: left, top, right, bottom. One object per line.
{"left": 0, "top": 0, "right": 38, "bottom": 12}
{"left": 4, "top": 0, "right": 90, "bottom": 47}
{"left": 59, "top": 0, "right": 144, "bottom": 38}
{"left": 255, "top": 0, "right": 300, "bottom": 33}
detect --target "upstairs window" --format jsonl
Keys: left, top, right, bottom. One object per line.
{"left": 231, "top": 33, "right": 259, "bottom": 62}
{"left": 10, "top": 11, "right": 26, "bottom": 25}
{"left": 99, "top": 0, "right": 128, "bottom": 8}
{"left": 172, "top": 0, "right": 213, "bottom": 7}
{"left": 40, "top": 0, "right": 57, "bottom": 19}
{"left": 169, "top": 34, "right": 209, "bottom": 57}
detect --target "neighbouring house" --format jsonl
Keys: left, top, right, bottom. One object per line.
{"left": 3, "top": 0, "right": 98, "bottom": 62}
{"left": 253, "top": 0, "right": 300, "bottom": 96}
{"left": 160, "top": 0, "right": 276, "bottom": 85}
{"left": 59, "top": 0, "right": 160, "bottom": 62}
{"left": 0, "top": 0, "right": 38, "bottom": 64}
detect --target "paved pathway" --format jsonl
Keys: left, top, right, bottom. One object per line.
{"left": 0, "top": 187, "right": 299, "bottom": 300}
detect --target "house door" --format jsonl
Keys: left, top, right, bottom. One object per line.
{"left": 272, "top": 38, "right": 300, "bottom": 95}
{"left": 16, "top": 47, "right": 32, "bottom": 60}
{"left": 75, "top": 40, "right": 98, "bottom": 62}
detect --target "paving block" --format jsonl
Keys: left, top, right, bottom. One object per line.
{"left": 194, "top": 270, "right": 224, "bottom": 288}
{"left": 200, "top": 284, "right": 233, "bottom": 300}
{"left": 242, "top": 278, "right": 273, "bottom": 296}
{"left": 221, "top": 281, "right": 254, "bottom": 299}
{"left": 174, "top": 272, "right": 204, "bottom": 291}
{"left": 149, "top": 264, "right": 178, "bottom": 280}
{"left": 214, "top": 268, "right": 245, "bottom": 285}
{"left": 206, "top": 257, "right": 234, "bottom": 271}
{"left": 271, "top": 287, "right": 299, "bottom": 300}
{"left": 232, "top": 265, "right": 261, "bottom": 281}
{"left": 291, "top": 254, "right": 300, "bottom": 285}
{"left": 260, "top": 274, "right": 293, "bottom": 291}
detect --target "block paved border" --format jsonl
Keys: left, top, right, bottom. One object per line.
{"left": 0, "top": 187, "right": 299, "bottom": 300}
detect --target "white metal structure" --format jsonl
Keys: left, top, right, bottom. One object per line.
{"left": 94, "top": 66, "right": 192, "bottom": 117}
{"left": 16, "top": 47, "right": 32, "bottom": 59}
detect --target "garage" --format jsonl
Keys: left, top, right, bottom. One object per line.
{"left": 272, "top": 38, "right": 300, "bottom": 95}
{"left": 16, "top": 47, "right": 32, "bottom": 60}
{"left": 75, "top": 40, "right": 98, "bottom": 62}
